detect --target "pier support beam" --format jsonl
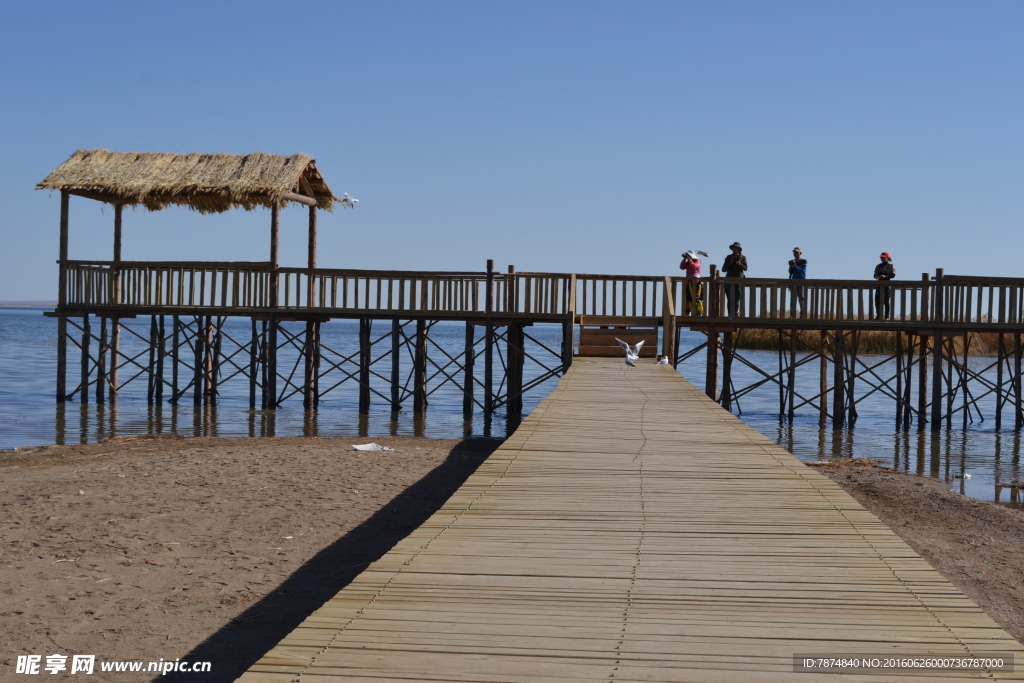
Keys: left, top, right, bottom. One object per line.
{"left": 832, "top": 330, "right": 845, "bottom": 426}
{"left": 705, "top": 328, "right": 719, "bottom": 401}
{"left": 721, "top": 331, "right": 733, "bottom": 412}
{"left": 507, "top": 323, "right": 525, "bottom": 416}
{"left": 818, "top": 331, "right": 828, "bottom": 424}
{"left": 96, "top": 318, "right": 107, "bottom": 404}
{"left": 56, "top": 191, "right": 69, "bottom": 402}
{"left": 413, "top": 319, "right": 428, "bottom": 412}
{"left": 391, "top": 319, "right": 401, "bottom": 410}
{"left": 359, "top": 318, "right": 372, "bottom": 412}
{"left": 463, "top": 321, "right": 475, "bottom": 417}
{"left": 931, "top": 269, "right": 944, "bottom": 432}
{"left": 484, "top": 260, "right": 495, "bottom": 414}
{"left": 80, "top": 315, "right": 90, "bottom": 403}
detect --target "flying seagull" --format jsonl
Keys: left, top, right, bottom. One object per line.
{"left": 615, "top": 338, "right": 644, "bottom": 364}
{"left": 340, "top": 192, "right": 359, "bottom": 209}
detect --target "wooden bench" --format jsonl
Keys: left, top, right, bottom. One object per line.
{"left": 578, "top": 316, "right": 659, "bottom": 357}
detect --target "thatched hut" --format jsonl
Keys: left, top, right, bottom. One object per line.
{"left": 37, "top": 149, "right": 338, "bottom": 213}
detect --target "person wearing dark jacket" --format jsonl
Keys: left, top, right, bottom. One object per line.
{"left": 873, "top": 251, "right": 896, "bottom": 319}
{"left": 722, "top": 242, "right": 747, "bottom": 316}
{"left": 788, "top": 247, "right": 807, "bottom": 317}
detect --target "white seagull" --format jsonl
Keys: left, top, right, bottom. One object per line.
{"left": 615, "top": 338, "right": 644, "bottom": 366}
{"left": 655, "top": 356, "right": 669, "bottom": 365}
{"left": 340, "top": 192, "right": 359, "bottom": 209}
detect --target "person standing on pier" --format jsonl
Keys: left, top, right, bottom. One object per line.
{"left": 873, "top": 251, "right": 896, "bottom": 319}
{"left": 679, "top": 251, "right": 704, "bottom": 315}
{"left": 722, "top": 242, "right": 747, "bottom": 316}
{"left": 788, "top": 247, "right": 807, "bottom": 318}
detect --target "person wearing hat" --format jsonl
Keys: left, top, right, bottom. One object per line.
{"left": 873, "top": 252, "right": 896, "bottom": 320}
{"left": 788, "top": 248, "right": 807, "bottom": 317}
{"left": 722, "top": 242, "right": 747, "bottom": 316}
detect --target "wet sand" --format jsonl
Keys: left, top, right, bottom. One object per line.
{"left": 0, "top": 435, "right": 499, "bottom": 682}
{"left": 811, "top": 458, "right": 1024, "bottom": 645}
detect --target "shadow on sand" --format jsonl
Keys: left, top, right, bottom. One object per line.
{"left": 162, "top": 438, "right": 502, "bottom": 683}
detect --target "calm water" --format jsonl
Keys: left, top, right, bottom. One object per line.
{"left": 2, "top": 307, "right": 1021, "bottom": 506}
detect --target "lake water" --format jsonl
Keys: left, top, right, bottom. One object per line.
{"left": 2, "top": 307, "right": 1021, "bottom": 506}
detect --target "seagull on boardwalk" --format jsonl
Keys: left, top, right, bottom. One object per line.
{"left": 615, "top": 338, "right": 644, "bottom": 365}
{"left": 656, "top": 356, "right": 669, "bottom": 365}
{"left": 340, "top": 192, "right": 359, "bottom": 209}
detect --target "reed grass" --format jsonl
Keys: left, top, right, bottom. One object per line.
{"left": 732, "top": 329, "right": 1009, "bottom": 356}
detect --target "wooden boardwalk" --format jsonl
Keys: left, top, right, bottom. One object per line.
{"left": 239, "top": 358, "right": 1024, "bottom": 682}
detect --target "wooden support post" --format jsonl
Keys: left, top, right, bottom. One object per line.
{"left": 484, "top": 259, "right": 494, "bottom": 414}
{"left": 997, "top": 333, "right": 1005, "bottom": 430}
{"left": 902, "top": 334, "right": 913, "bottom": 427}
{"left": 249, "top": 320, "right": 258, "bottom": 410}
{"left": 96, "top": 317, "right": 107, "bottom": 404}
{"left": 931, "top": 268, "right": 944, "bottom": 432}
{"left": 918, "top": 334, "right": 929, "bottom": 429}
{"left": 148, "top": 316, "right": 158, "bottom": 404}
{"left": 962, "top": 331, "right": 970, "bottom": 431}
{"left": 847, "top": 331, "right": 858, "bottom": 424}
{"left": 705, "top": 328, "right": 719, "bottom": 401}
{"left": 109, "top": 317, "right": 119, "bottom": 403}
{"left": 463, "top": 321, "right": 475, "bottom": 416}
{"left": 1015, "top": 332, "right": 1023, "bottom": 431}
{"left": 832, "top": 330, "right": 845, "bottom": 426}
{"left": 721, "top": 331, "right": 734, "bottom": 411}
{"left": 819, "top": 330, "right": 828, "bottom": 424}
{"left": 391, "top": 319, "right": 401, "bottom": 410}
{"left": 56, "top": 191, "right": 69, "bottom": 403}
{"left": 308, "top": 206, "right": 317, "bottom": 269}
{"left": 303, "top": 321, "right": 316, "bottom": 410}
{"left": 507, "top": 323, "right": 524, "bottom": 415}
{"left": 777, "top": 330, "right": 785, "bottom": 418}
{"left": 269, "top": 204, "right": 280, "bottom": 307}
{"left": 194, "top": 317, "right": 204, "bottom": 406}
{"left": 562, "top": 274, "right": 576, "bottom": 373}
{"left": 359, "top": 318, "right": 372, "bottom": 412}
{"left": 57, "top": 315, "right": 67, "bottom": 403}
{"left": 171, "top": 316, "right": 180, "bottom": 404}
{"left": 156, "top": 316, "right": 165, "bottom": 403}
{"left": 80, "top": 315, "right": 90, "bottom": 403}
{"left": 788, "top": 329, "right": 796, "bottom": 420}
{"left": 413, "top": 319, "right": 427, "bottom": 412}
{"left": 895, "top": 331, "right": 903, "bottom": 428}
{"left": 267, "top": 321, "right": 278, "bottom": 408}
{"left": 211, "top": 317, "right": 223, "bottom": 402}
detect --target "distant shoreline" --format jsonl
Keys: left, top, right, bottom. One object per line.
{"left": 0, "top": 302, "right": 57, "bottom": 308}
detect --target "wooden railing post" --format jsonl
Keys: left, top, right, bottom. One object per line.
{"left": 662, "top": 276, "right": 676, "bottom": 366}
{"left": 562, "top": 274, "right": 576, "bottom": 373}
{"left": 931, "top": 268, "right": 944, "bottom": 431}
{"left": 56, "top": 190, "right": 69, "bottom": 402}
{"left": 484, "top": 259, "right": 494, "bottom": 413}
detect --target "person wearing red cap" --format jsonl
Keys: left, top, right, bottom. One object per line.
{"left": 873, "top": 252, "right": 896, "bottom": 320}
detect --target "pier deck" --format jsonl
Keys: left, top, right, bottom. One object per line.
{"left": 239, "top": 358, "right": 1024, "bottom": 682}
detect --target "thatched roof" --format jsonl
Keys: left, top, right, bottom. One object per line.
{"left": 36, "top": 149, "right": 339, "bottom": 213}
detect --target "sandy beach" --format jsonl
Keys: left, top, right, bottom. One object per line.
{"left": 0, "top": 436, "right": 499, "bottom": 682}
{"left": 4, "top": 437, "right": 1024, "bottom": 682}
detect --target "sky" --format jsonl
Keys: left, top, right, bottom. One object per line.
{"left": 1, "top": 1, "right": 1022, "bottom": 300}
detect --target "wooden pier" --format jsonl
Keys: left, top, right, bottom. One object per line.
{"left": 38, "top": 149, "right": 1024, "bottom": 430}
{"left": 239, "top": 358, "right": 1024, "bottom": 682}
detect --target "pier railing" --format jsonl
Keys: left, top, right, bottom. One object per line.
{"left": 61, "top": 261, "right": 1024, "bottom": 327}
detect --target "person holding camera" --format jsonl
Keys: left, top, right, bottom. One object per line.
{"left": 873, "top": 252, "right": 896, "bottom": 319}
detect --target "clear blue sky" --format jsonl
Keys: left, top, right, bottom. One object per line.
{"left": 2, "top": 1, "right": 1022, "bottom": 300}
